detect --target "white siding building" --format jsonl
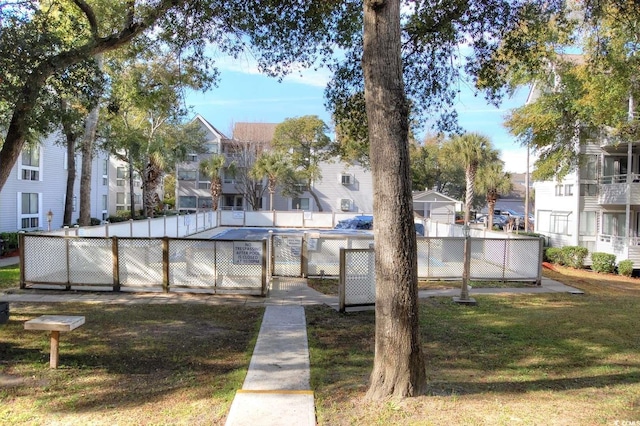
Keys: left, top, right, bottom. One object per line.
{"left": 0, "top": 134, "right": 109, "bottom": 232}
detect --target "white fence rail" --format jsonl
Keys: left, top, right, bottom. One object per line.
{"left": 48, "top": 211, "right": 218, "bottom": 238}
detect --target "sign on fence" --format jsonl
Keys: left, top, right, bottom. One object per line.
{"left": 233, "top": 241, "right": 263, "bottom": 264}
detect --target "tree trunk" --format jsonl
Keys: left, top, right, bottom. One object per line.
{"left": 307, "top": 185, "right": 323, "bottom": 212}
{"left": 211, "top": 177, "right": 222, "bottom": 210}
{"left": 362, "top": 0, "right": 426, "bottom": 400}
{"left": 63, "top": 126, "right": 77, "bottom": 226}
{"left": 129, "top": 152, "right": 136, "bottom": 219}
{"left": 78, "top": 54, "right": 103, "bottom": 226}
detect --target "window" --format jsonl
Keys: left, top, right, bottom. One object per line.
{"left": 223, "top": 168, "right": 235, "bottom": 184}
{"left": 580, "top": 155, "right": 598, "bottom": 180}
{"left": 20, "top": 146, "right": 40, "bottom": 181}
{"left": 340, "top": 174, "right": 352, "bottom": 185}
{"left": 198, "top": 181, "right": 210, "bottom": 190}
{"left": 186, "top": 154, "right": 198, "bottom": 162}
{"left": 178, "top": 169, "right": 197, "bottom": 180}
{"left": 102, "top": 195, "right": 108, "bottom": 211}
{"left": 20, "top": 192, "right": 39, "bottom": 229}
{"left": 205, "top": 142, "right": 219, "bottom": 154}
{"left": 580, "top": 184, "right": 598, "bottom": 196}
{"left": 134, "top": 194, "right": 142, "bottom": 205}
{"left": 579, "top": 211, "right": 596, "bottom": 236}
{"left": 198, "top": 197, "right": 213, "bottom": 208}
{"left": 179, "top": 196, "right": 197, "bottom": 208}
{"left": 602, "top": 212, "right": 626, "bottom": 236}
{"left": 550, "top": 211, "right": 572, "bottom": 235}
{"left": 102, "top": 160, "right": 108, "bottom": 186}
{"left": 292, "top": 197, "right": 310, "bottom": 210}
{"left": 555, "top": 185, "right": 563, "bottom": 196}
{"left": 117, "top": 167, "right": 126, "bottom": 186}
{"left": 116, "top": 192, "right": 126, "bottom": 205}
{"left": 564, "top": 184, "right": 573, "bottom": 196}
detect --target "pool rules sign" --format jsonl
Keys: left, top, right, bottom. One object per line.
{"left": 233, "top": 242, "right": 263, "bottom": 265}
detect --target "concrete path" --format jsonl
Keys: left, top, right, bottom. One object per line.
{"left": 225, "top": 305, "right": 315, "bottom": 426}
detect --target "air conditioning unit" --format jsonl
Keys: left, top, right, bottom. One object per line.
{"left": 340, "top": 173, "right": 353, "bottom": 185}
{"left": 339, "top": 198, "right": 352, "bottom": 211}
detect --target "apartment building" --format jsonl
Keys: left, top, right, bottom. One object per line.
{"left": 175, "top": 116, "right": 375, "bottom": 213}
{"left": 0, "top": 133, "right": 109, "bottom": 233}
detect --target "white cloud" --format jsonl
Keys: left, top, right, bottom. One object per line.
{"left": 215, "top": 55, "right": 332, "bottom": 88}
{"left": 500, "top": 148, "right": 537, "bottom": 173}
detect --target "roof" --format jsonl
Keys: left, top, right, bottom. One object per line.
{"left": 412, "top": 190, "right": 461, "bottom": 203}
{"left": 191, "top": 114, "right": 228, "bottom": 139}
{"left": 233, "top": 122, "right": 278, "bottom": 145}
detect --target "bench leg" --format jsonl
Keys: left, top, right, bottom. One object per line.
{"left": 50, "top": 331, "right": 60, "bottom": 369}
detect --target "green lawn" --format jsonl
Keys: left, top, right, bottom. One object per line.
{"left": 0, "top": 303, "right": 263, "bottom": 425}
{"left": 307, "top": 266, "right": 640, "bottom": 425}
{"left": 3, "top": 263, "right": 640, "bottom": 424}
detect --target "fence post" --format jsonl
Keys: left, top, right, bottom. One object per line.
{"left": 536, "top": 237, "right": 543, "bottom": 286}
{"left": 112, "top": 236, "right": 120, "bottom": 292}
{"left": 339, "top": 248, "right": 346, "bottom": 313}
{"left": 65, "top": 237, "right": 71, "bottom": 290}
{"left": 19, "top": 233, "right": 25, "bottom": 289}
{"left": 301, "top": 232, "right": 309, "bottom": 278}
{"left": 148, "top": 217, "right": 151, "bottom": 237}
{"left": 162, "top": 237, "right": 169, "bottom": 293}
{"left": 261, "top": 238, "right": 268, "bottom": 297}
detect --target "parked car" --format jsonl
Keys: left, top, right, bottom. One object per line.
{"left": 334, "top": 216, "right": 425, "bottom": 236}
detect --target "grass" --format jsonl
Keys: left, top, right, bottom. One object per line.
{"left": 0, "top": 265, "right": 19, "bottom": 291}
{"left": 0, "top": 303, "right": 264, "bottom": 425}
{"left": 3, "top": 263, "right": 640, "bottom": 424}
{"left": 307, "top": 277, "right": 536, "bottom": 295}
{"left": 306, "top": 265, "right": 640, "bottom": 425}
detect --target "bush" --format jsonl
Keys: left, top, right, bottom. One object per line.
{"left": 618, "top": 259, "right": 634, "bottom": 277}
{"left": 0, "top": 232, "right": 19, "bottom": 254}
{"left": 562, "top": 246, "right": 589, "bottom": 269}
{"left": 591, "top": 252, "right": 616, "bottom": 273}
{"left": 545, "top": 247, "right": 563, "bottom": 264}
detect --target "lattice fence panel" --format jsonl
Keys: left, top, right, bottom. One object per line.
{"left": 23, "top": 236, "right": 68, "bottom": 284}
{"left": 503, "top": 238, "right": 541, "bottom": 280}
{"left": 168, "top": 239, "right": 216, "bottom": 288}
{"left": 420, "top": 238, "right": 464, "bottom": 279}
{"left": 68, "top": 238, "right": 113, "bottom": 285}
{"left": 342, "top": 249, "right": 375, "bottom": 307}
{"left": 215, "top": 240, "right": 263, "bottom": 289}
{"left": 118, "top": 239, "right": 163, "bottom": 287}
{"left": 272, "top": 234, "right": 302, "bottom": 277}
{"left": 307, "top": 237, "right": 345, "bottom": 276}
{"left": 307, "top": 237, "right": 374, "bottom": 276}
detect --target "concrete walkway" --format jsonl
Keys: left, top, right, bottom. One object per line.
{"left": 1, "top": 257, "right": 585, "bottom": 426}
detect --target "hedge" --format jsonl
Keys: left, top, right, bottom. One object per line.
{"left": 591, "top": 252, "right": 616, "bottom": 274}
{"left": 618, "top": 259, "right": 634, "bottom": 277}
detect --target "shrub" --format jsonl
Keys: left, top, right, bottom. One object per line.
{"left": 545, "top": 247, "right": 563, "bottom": 264}
{"left": 561, "top": 246, "right": 589, "bottom": 269}
{"left": 0, "top": 232, "right": 19, "bottom": 254}
{"left": 591, "top": 252, "right": 616, "bottom": 273}
{"left": 618, "top": 259, "right": 634, "bottom": 277}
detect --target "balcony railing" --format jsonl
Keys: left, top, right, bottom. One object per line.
{"left": 600, "top": 173, "right": 640, "bottom": 184}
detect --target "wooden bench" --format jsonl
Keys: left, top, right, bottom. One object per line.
{"left": 24, "top": 315, "right": 85, "bottom": 368}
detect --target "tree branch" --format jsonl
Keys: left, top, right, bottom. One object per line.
{"left": 71, "top": 0, "right": 99, "bottom": 38}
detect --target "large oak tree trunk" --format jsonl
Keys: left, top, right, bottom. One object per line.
{"left": 362, "top": 0, "right": 427, "bottom": 400}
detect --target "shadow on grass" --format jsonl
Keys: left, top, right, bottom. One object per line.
{"left": 306, "top": 289, "right": 640, "bottom": 404}
{"left": 0, "top": 303, "right": 264, "bottom": 417}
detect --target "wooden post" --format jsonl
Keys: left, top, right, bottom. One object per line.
{"left": 50, "top": 331, "right": 60, "bottom": 368}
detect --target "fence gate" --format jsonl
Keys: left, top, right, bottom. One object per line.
{"left": 271, "top": 233, "right": 303, "bottom": 277}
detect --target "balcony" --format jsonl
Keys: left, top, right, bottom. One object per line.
{"left": 598, "top": 174, "right": 640, "bottom": 205}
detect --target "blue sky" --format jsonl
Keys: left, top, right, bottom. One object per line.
{"left": 186, "top": 59, "right": 532, "bottom": 173}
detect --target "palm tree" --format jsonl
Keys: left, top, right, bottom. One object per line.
{"left": 200, "top": 154, "right": 226, "bottom": 210}
{"left": 476, "top": 162, "right": 513, "bottom": 230}
{"left": 442, "top": 133, "right": 499, "bottom": 226}
{"left": 441, "top": 132, "right": 498, "bottom": 302}
{"left": 251, "top": 151, "right": 290, "bottom": 210}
